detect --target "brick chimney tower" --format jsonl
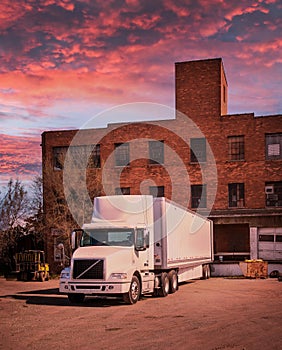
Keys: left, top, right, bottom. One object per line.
{"left": 175, "top": 58, "right": 228, "bottom": 121}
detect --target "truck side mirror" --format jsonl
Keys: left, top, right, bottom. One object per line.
{"left": 135, "top": 228, "right": 148, "bottom": 251}
{"left": 71, "top": 229, "right": 84, "bottom": 251}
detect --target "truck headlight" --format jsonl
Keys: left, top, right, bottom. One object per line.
{"left": 60, "top": 268, "right": 70, "bottom": 279}
{"left": 110, "top": 273, "right": 128, "bottom": 279}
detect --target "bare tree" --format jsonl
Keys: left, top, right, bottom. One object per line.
{"left": 43, "top": 144, "right": 102, "bottom": 272}
{"left": 0, "top": 179, "right": 29, "bottom": 272}
{"left": 24, "top": 175, "right": 45, "bottom": 250}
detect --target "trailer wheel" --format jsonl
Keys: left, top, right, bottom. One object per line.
{"left": 68, "top": 293, "right": 85, "bottom": 304}
{"left": 202, "top": 264, "right": 210, "bottom": 280}
{"left": 168, "top": 270, "right": 178, "bottom": 293}
{"left": 123, "top": 276, "right": 140, "bottom": 304}
{"left": 158, "top": 272, "right": 170, "bottom": 297}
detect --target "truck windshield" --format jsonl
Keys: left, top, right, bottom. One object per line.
{"left": 81, "top": 229, "right": 134, "bottom": 247}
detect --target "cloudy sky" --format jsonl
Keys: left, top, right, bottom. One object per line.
{"left": 0, "top": 0, "right": 281, "bottom": 187}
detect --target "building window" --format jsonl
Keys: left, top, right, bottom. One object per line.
{"left": 228, "top": 136, "right": 244, "bottom": 161}
{"left": 190, "top": 138, "right": 206, "bottom": 163}
{"left": 191, "top": 185, "right": 207, "bottom": 208}
{"left": 115, "top": 187, "right": 130, "bottom": 195}
{"left": 115, "top": 143, "right": 130, "bottom": 167}
{"left": 89, "top": 144, "right": 101, "bottom": 168}
{"left": 149, "top": 186, "right": 164, "bottom": 197}
{"left": 53, "top": 145, "right": 101, "bottom": 170}
{"left": 265, "top": 181, "right": 282, "bottom": 207}
{"left": 266, "top": 133, "right": 282, "bottom": 160}
{"left": 259, "top": 234, "right": 274, "bottom": 242}
{"left": 53, "top": 146, "right": 68, "bottom": 170}
{"left": 228, "top": 183, "right": 245, "bottom": 208}
{"left": 149, "top": 141, "right": 164, "bottom": 164}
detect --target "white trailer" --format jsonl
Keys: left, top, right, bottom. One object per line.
{"left": 59, "top": 195, "right": 213, "bottom": 304}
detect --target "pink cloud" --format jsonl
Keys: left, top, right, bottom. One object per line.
{"left": 0, "top": 134, "right": 41, "bottom": 180}
{"left": 0, "top": 0, "right": 280, "bottom": 135}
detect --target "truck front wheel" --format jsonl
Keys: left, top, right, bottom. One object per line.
{"left": 68, "top": 293, "right": 85, "bottom": 304}
{"left": 123, "top": 276, "right": 140, "bottom": 305}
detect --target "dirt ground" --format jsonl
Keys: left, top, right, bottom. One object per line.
{"left": 0, "top": 276, "right": 281, "bottom": 350}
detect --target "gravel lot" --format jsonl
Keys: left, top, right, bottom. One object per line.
{"left": 0, "top": 276, "right": 281, "bottom": 350}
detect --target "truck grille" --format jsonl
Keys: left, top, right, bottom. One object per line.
{"left": 73, "top": 259, "right": 104, "bottom": 280}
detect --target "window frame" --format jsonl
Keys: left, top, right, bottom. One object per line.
{"left": 114, "top": 142, "right": 130, "bottom": 167}
{"left": 191, "top": 184, "right": 207, "bottom": 208}
{"left": 228, "top": 183, "right": 245, "bottom": 208}
{"left": 190, "top": 138, "right": 206, "bottom": 163}
{"left": 149, "top": 140, "right": 164, "bottom": 165}
{"left": 89, "top": 144, "right": 101, "bottom": 168}
{"left": 53, "top": 146, "right": 68, "bottom": 170}
{"left": 265, "top": 133, "right": 282, "bottom": 160}
{"left": 265, "top": 181, "right": 282, "bottom": 207}
{"left": 228, "top": 135, "right": 245, "bottom": 161}
{"left": 149, "top": 186, "right": 165, "bottom": 198}
{"left": 115, "top": 187, "right": 130, "bottom": 195}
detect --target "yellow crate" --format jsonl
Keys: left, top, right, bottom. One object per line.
{"left": 239, "top": 260, "right": 268, "bottom": 278}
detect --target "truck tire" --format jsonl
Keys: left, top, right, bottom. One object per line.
{"left": 158, "top": 272, "right": 170, "bottom": 297}
{"left": 202, "top": 264, "right": 210, "bottom": 280}
{"left": 168, "top": 270, "right": 178, "bottom": 293}
{"left": 68, "top": 293, "right": 85, "bottom": 304}
{"left": 123, "top": 276, "right": 140, "bottom": 305}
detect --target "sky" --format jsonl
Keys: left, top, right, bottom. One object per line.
{"left": 0, "top": 0, "right": 281, "bottom": 189}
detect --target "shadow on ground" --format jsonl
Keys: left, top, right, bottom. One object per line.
{"left": 0, "top": 288, "right": 144, "bottom": 307}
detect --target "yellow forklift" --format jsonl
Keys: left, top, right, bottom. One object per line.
{"left": 15, "top": 250, "right": 49, "bottom": 281}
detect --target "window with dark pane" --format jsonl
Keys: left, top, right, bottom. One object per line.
{"left": 115, "top": 187, "right": 130, "bottom": 195}
{"left": 265, "top": 181, "right": 282, "bottom": 207}
{"left": 265, "top": 133, "right": 282, "bottom": 160}
{"left": 149, "top": 186, "right": 164, "bottom": 197}
{"left": 53, "top": 146, "right": 68, "bottom": 170}
{"left": 191, "top": 184, "right": 207, "bottom": 208}
{"left": 228, "top": 183, "right": 245, "bottom": 207}
{"left": 115, "top": 143, "right": 130, "bottom": 166}
{"left": 88, "top": 144, "right": 101, "bottom": 168}
{"left": 190, "top": 138, "right": 206, "bottom": 163}
{"left": 228, "top": 136, "right": 244, "bottom": 161}
{"left": 149, "top": 140, "right": 164, "bottom": 164}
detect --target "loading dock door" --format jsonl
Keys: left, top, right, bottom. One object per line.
{"left": 214, "top": 224, "right": 250, "bottom": 261}
{"left": 258, "top": 228, "right": 282, "bottom": 261}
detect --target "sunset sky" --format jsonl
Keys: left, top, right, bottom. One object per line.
{"left": 0, "top": 0, "right": 281, "bottom": 188}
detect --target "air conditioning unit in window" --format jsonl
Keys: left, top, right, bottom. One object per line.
{"left": 267, "top": 194, "right": 278, "bottom": 201}
{"left": 265, "top": 185, "right": 274, "bottom": 194}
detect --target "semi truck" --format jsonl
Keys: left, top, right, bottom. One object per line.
{"left": 59, "top": 195, "right": 213, "bottom": 304}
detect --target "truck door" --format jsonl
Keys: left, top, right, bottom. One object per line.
{"left": 135, "top": 228, "right": 151, "bottom": 270}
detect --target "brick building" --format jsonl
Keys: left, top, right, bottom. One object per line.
{"left": 42, "top": 58, "right": 282, "bottom": 274}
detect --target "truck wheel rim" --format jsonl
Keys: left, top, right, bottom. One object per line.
{"left": 131, "top": 281, "right": 139, "bottom": 300}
